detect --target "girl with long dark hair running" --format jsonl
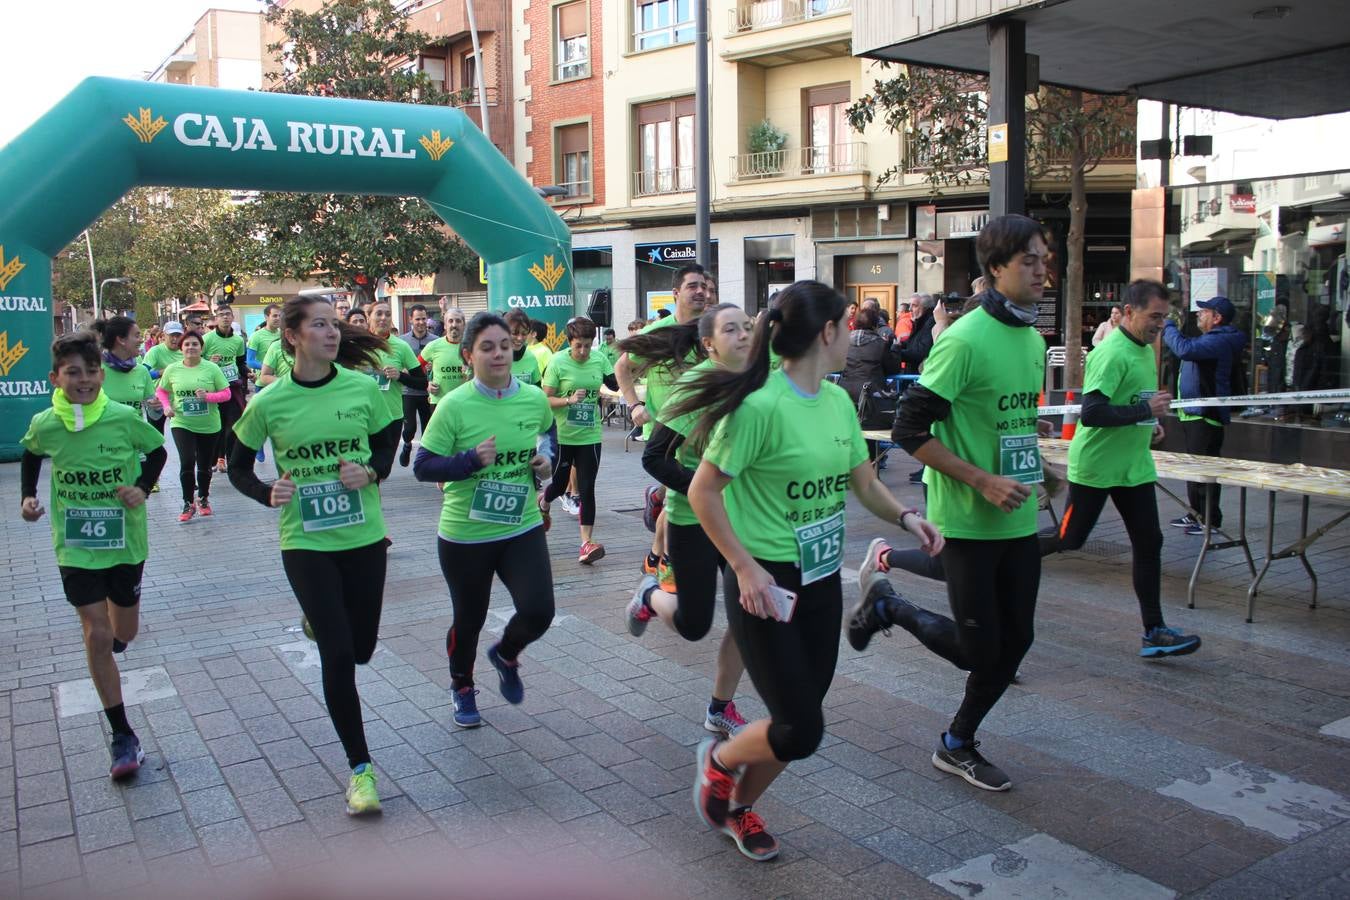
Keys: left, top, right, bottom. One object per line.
{"left": 157, "top": 330, "right": 229, "bottom": 522}
{"left": 676, "top": 281, "right": 943, "bottom": 861}
{"left": 228, "top": 297, "right": 399, "bottom": 816}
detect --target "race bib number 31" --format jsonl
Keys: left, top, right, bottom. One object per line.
{"left": 469, "top": 479, "right": 528, "bottom": 525}
{"left": 180, "top": 398, "right": 208, "bottom": 417}
{"left": 999, "top": 434, "right": 1044, "bottom": 484}
{"left": 795, "top": 510, "right": 844, "bottom": 585}
{"left": 298, "top": 481, "right": 365, "bottom": 532}
{"left": 64, "top": 507, "right": 126, "bottom": 549}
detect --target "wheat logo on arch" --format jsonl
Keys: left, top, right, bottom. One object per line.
{"left": 529, "top": 255, "right": 567, "bottom": 292}
{"left": 123, "top": 108, "right": 168, "bottom": 143}
{"left": 419, "top": 130, "right": 454, "bottom": 161}
{"left": 0, "top": 246, "right": 25, "bottom": 291}
{"left": 0, "top": 332, "right": 30, "bottom": 377}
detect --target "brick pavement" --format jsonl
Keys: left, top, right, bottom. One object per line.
{"left": 1, "top": 425, "right": 1348, "bottom": 897}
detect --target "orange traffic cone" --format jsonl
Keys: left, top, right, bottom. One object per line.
{"left": 1061, "top": 390, "right": 1077, "bottom": 439}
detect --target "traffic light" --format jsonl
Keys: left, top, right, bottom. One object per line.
{"left": 222, "top": 274, "right": 236, "bottom": 302}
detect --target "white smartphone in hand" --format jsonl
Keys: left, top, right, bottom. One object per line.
{"left": 765, "top": 585, "right": 798, "bottom": 622}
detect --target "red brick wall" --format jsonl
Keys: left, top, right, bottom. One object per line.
{"left": 523, "top": 0, "right": 605, "bottom": 208}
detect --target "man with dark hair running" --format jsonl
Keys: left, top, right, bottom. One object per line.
{"left": 848, "top": 214, "right": 1049, "bottom": 793}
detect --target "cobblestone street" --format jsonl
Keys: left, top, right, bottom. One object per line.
{"left": 2, "top": 428, "right": 1348, "bottom": 898}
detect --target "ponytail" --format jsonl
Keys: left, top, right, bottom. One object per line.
{"left": 90, "top": 315, "right": 136, "bottom": 352}
{"left": 664, "top": 281, "right": 847, "bottom": 451}
{"left": 616, "top": 322, "right": 704, "bottom": 377}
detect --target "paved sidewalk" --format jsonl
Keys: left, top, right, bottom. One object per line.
{"left": 1, "top": 427, "right": 1348, "bottom": 898}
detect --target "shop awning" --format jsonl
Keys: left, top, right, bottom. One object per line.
{"left": 853, "top": 0, "right": 1350, "bottom": 120}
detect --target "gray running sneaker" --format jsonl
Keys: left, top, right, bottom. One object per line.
{"left": 931, "top": 737, "right": 1011, "bottom": 792}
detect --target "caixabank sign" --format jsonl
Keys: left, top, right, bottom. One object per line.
{"left": 0, "top": 78, "right": 576, "bottom": 459}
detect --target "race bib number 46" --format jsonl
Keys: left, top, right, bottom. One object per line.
{"left": 795, "top": 510, "right": 844, "bottom": 585}
{"left": 298, "top": 481, "right": 365, "bottom": 532}
{"left": 469, "top": 479, "right": 528, "bottom": 525}
{"left": 64, "top": 507, "right": 126, "bottom": 549}
{"left": 999, "top": 434, "right": 1044, "bottom": 484}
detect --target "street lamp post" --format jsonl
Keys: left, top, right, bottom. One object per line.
{"left": 97, "top": 277, "right": 130, "bottom": 320}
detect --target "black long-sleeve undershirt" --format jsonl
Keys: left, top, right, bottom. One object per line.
{"left": 1079, "top": 391, "right": 1152, "bottom": 427}
{"left": 21, "top": 446, "right": 167, "bottom": 499}
{"left": 891, "top": 384, "right": 952, "bottom": 455}
{"left": 642, "top": 422, "right": 694, "bottom": 496}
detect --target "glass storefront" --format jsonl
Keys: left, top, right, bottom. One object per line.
{"left": 1165, "top": 171, "right": 1348, "bottom": 424}
{"left": 634, "top": 240, "right": 718, "bottom": 319}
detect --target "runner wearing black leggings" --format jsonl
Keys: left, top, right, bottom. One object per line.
{"left": 678, "top": 281, "right": 942, "bottom": 862}
{"left": 228, "top": 296, "right": 398, "bottom": 816}
{"left": 414, "top": 313, "right": 557, "bottom": 727}
{"left": 541, "top": 317, "right": 616, "bottom": 565}
{"left": 157, "top": 331, "right": 229, "bottom": 522}
{"left": 620, "top": 304, "right": 755, "bottom": 738}
{"left": 1038, "top": 280, "right": 1200, "bottom": 656}
{"left": 848, "top": 215, "right": 1050, "bottom": 793}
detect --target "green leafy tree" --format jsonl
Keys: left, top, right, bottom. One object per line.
{"left": 244, "top": 0, "right": 477, "bottom": 301}
{"left": 849, "top": 67, "right": 1135, "bottom": 385}
{"left": 52, "top": 188, "right": 248, "bottom": 322}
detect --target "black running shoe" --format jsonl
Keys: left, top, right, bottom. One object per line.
{"left": 1169, "top": 514, "right": 1198, "bottom": 529}
{"left": 846, "top": 570, "right": 894, "bottom": 652}
{"left": 399, "top": 443, "right": 412, "bottom": 468}
{"left": 931, "top": 736, "right": 1011, "bottom": 792}
{"left": 112, "top": 639, "right": 127, "bottom": 654}
{"left": 1140, "top": 625, "right": 1201, "bottom": 658}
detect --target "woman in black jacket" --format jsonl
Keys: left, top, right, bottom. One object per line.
{"left": 840, "top": 306, "right": 902, "bottom": 462}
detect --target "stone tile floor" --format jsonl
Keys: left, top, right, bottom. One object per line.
{"left": 2, "top": 428, "right": 1347, "bottom": 897}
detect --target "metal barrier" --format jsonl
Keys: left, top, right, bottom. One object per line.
{"left": 1045, "top": 346, "right": 1087, "bottom": 392}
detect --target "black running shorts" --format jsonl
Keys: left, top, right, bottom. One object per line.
{"left": 59, "top": 563, "right": 145, "bottom": 609}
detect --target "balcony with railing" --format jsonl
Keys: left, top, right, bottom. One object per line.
{"left": 729, "top": 0, "right": 850, "bottom": 33}
{"left": 633, "top": 167, "right": 695, "bottom": 197}
{"left": 722, "top": 0, "right": 852, "bottom": 63}
{"left": 448, "top": 85, "right": 501, "bottom": 107}
{"left": 904, "top": 129, "right": 1134, "bottom": 174}
{"left": 729, "top": 142, "right": 868, "bottom": 180}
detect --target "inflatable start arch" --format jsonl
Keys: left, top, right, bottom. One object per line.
{"left": 0, "top": 78, "right": 576, "bottom": 460}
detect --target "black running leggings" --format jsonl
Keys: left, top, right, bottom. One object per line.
{"left": 724, "top": 560, "right": 841, "bottom": 762}
{"left": 281, "top": 540, "right": 387, "bottom": 769}
{"left": 1039, "top": 481, "right": 1164, "bottom": 631}
{"left": 402, "top": 394, "right": 432, "bottom": 444}
{"left": 437, "top": 527, "right": 555, "bottom": 687}
{"left": 545, "top": 442, "right": 601, "bottom": 527}
{"left": 666, "top": 522, "right": 724, "bottom": 641}
{"left": 881, "top": 536, "right": 1039, "bottom": 743}
{"left": 171, "top": 427, "right": 220, "bottom": 504}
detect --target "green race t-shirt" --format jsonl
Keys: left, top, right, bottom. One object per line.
{"left": 142, "top": 344, "right": 182, "bottom": 382}
{"left": 203, "top": 330, "right": 246, "bottom": 383}
{"left": 511, "top": 351, "right": 541, "bottom": 387}
{"left": 918, "top": 306, "right": 1046, "bottom": 540}
{"left": 635, "top": 315, "right": 683, "bottom": 439}
{"left": 595, "top": 342, "right": 619, "bottom": 369}
{"left": 234, "top": 365, "right": 397, "bottom": 552}
{"left": 248, "top": 327, "right": 281, "bottom": 360}
{"left": 160, "top": 360, "right": 228, "bottom": 434}
{"left": 421, "top": 338, "right": 466, "bottom": 405}
{"left": 543, "top": 348, "right": 613, "bottom": 445}
{"left": 101, "top": 362, "right": 155, "bottom": 416}
{"left": 528, "top": 341, "right": 555, "bottom": 376}
{"left": 421, "top": 381, "right": 554, "bottom": 543}
{"left": 22, "top": 399, "right": 165, "bottom": 569}
{"left": 262, "top": 341, "right": 294, "bottom": 382}
{"left": 657, "top": 358, "right": 719, "bottom": 527}
{"left": 703, "top": 370, "right": 867, "bottom": 580}
{"left": 1068, "top": 327, "right": 1158, "bottom": 488}
{"left": 358, "top": 335, "right": 421, "bottom": 420}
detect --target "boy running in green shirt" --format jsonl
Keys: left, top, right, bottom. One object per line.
{"left": 20, "top": 332, "right": 167, "bottom": 780}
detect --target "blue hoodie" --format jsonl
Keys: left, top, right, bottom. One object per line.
{"left": 1162, "top": 320, "right": 1246, "bottom": 424}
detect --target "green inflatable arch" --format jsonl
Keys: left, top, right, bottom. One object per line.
{"left": 0, "top": 77, "right": 576, "bottom": 460}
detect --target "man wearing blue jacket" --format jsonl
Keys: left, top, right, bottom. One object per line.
{"left": 1162, "top": 296, "right": 1246, "bottom": 534}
